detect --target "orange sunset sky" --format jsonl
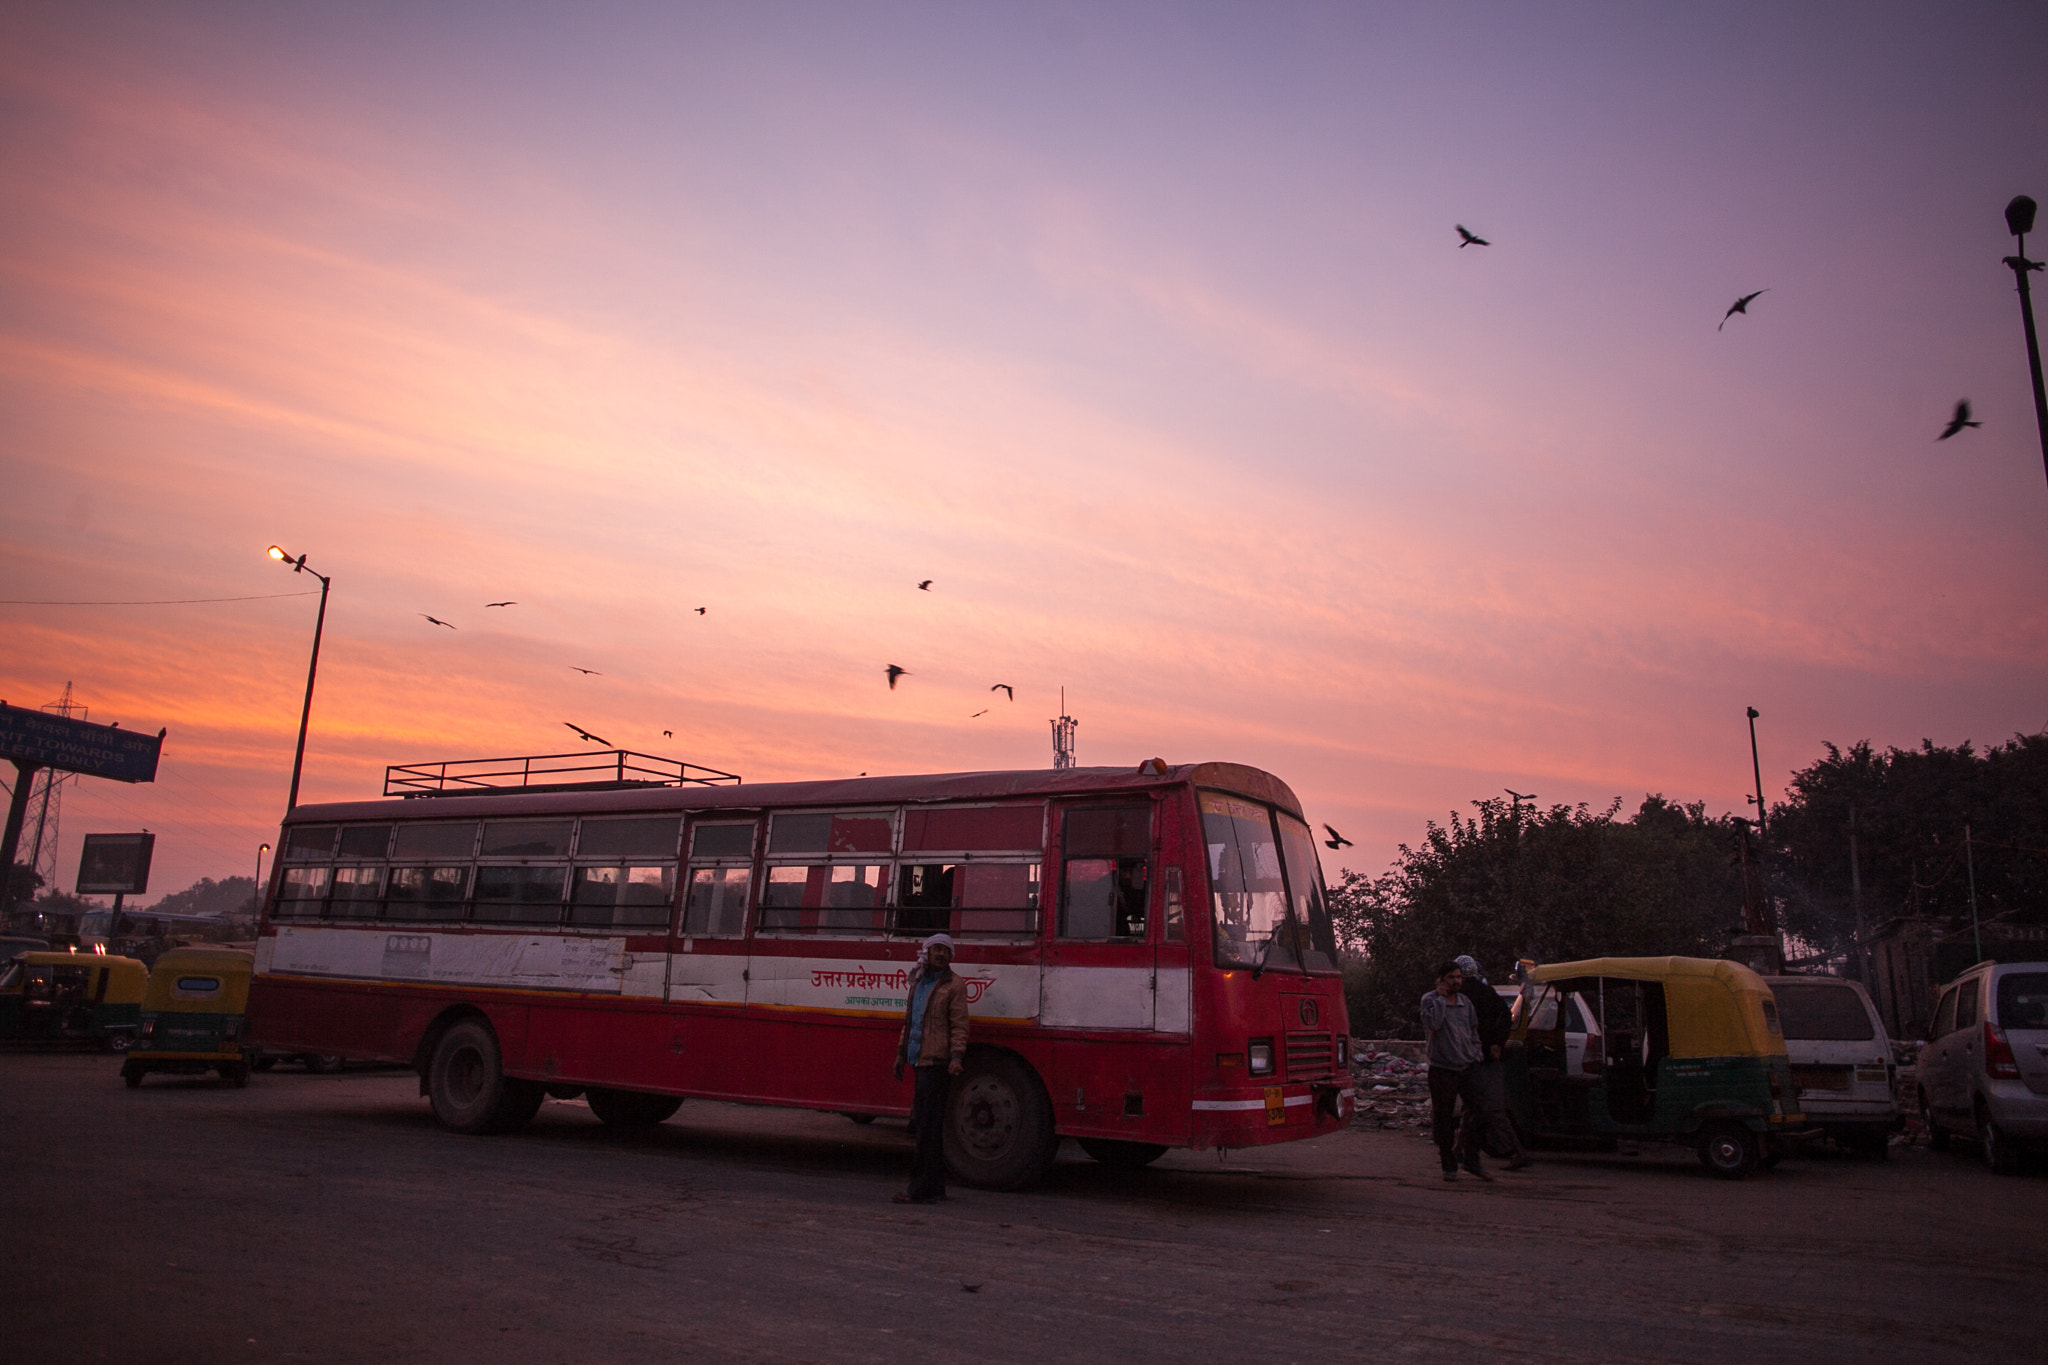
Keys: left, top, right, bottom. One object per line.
{"left": 3, "top": 4, "right": 2046, "bottom": 903}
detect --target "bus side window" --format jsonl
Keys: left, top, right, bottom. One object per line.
{"left": 683, "top": 821, "right": 755, "bottom": 937}
{"left": 1059, "top": 805, "right": 1151, "bottom": 940}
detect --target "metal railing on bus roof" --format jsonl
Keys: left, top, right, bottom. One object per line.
{"left": 384, "top": 749, "right": 742, "bottom": 798}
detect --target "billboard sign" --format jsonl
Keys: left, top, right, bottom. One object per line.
{"left": 78, "top": 832, "right": 156, "bottom": 895}
{"left": 0, "top": 702, "right": 164, "bottom": 783}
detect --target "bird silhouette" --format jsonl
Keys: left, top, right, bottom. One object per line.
{"left": 484, "top": 601, "right": 516, "bottom": 608}
{"left": 885, "top": 665, "right": 908, "bottom": 689}
{"left": 570, "top": 667, "right": 602, "bottom": 675}
{"left": 694, "top": 607, "right": 706, "bottom": 615}
{"left": 420, "top": 615, "right": 456, "bottom": 629}
{"left": 990, "top": 684, "right": 1013, "bottom": 700}
{"left": 917, "top": 580, "right": 933, "bottom": 591}
{"left": 1455, "top": 225, "right": 1490, "bottom": 248}
{"left": 662, "top": 729, "right": 673, "bottom": 738}
{"left": 1719, "top": 289, "right": 1768, "bottom": 330}
{"left": 563, "top": 721, "right": 610, "bottom": 745}
{"left": 1323, "top": 825, "right": 1354, "bottom": 851}
{"left": 971, "top": 709, "right": 989, "bottom": 718}
{"left": 1938, "top": 399, "right": 1982, "bottom": 441}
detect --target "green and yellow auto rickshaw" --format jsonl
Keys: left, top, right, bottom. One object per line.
{"left": 122, "top": 948, "right": 255, "bottom": 1087}
{"left": 1505, "top": 956, "right": 1809, "bottom": 1178}
{"left": 0, "top": 951, "right": 147, "bottom": 1050}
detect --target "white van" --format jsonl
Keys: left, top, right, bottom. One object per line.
{"left": 1764, "top": 975, "right": 1898, "bottom": 1157}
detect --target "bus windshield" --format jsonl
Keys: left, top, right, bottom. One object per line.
{"left": 1203, "top": 795, "right": 1337, "bottom": 973}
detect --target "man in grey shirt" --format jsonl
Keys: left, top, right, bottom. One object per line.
{"left": 1420, "top": 960, "right": 1491, "bottom": 1181}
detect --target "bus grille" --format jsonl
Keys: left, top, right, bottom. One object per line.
{"left": 1285, "top": 1030, "right": 1336, "bottom": 1080}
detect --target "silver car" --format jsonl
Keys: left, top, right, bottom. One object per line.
{"left": 1918, "top": 961, "right": 2048, "bottom": 1174}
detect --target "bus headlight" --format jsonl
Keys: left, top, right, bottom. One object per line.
{"left": 1248, "top": 1039, "right": 1275, "bottom": 1076}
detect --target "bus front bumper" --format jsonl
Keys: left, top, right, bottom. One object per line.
{"left": 1188, "top": 1082, "right": 1354, "bottom": 1149}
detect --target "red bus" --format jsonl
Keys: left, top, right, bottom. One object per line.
{"left": 248, "top": 756, "right": 1354, "bottom": 1188}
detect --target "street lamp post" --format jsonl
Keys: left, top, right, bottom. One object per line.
{"left": 267, "top": 546, "right": 331, "bottom": 812}
{"left": 2001, "top": 195, "right": 2048, "bottom": 491}
{"left": 254, "top": 842, "right": 270, "bottom": 922}
{"left": 1745, "top": 707, "right": 1769, "bottom": 839}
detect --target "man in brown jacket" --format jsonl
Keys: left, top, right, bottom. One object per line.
{"left": 893, "top": 933, "right": 970, "bottom": 1204}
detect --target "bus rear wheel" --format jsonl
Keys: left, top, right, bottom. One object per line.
{"left": 427, "top": 1019, "right": 543, "bottom": 1135}
{"left": 944, "top": 1050, "right": 1056, "bottom": 1191}
{"left": 1078, "top": 1138, "right": 1168, "bottom": 1170}
{"left": 586, "top": 1087, "right": 683, "bottom": 1128}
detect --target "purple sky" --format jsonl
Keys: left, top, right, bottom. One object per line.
{"left": 2, "top": 3, "right": 2045, "bottom": 901}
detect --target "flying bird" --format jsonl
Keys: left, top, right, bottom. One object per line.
{"left": 917, "top": 580, "right": 933, "bottom": 591}
{"left": 885, "top": 665, "right": 908, "bottom": 690}
{"left": 1719, "top": 289, "right": 1768, "bottom": 330}
{"left": 990, "top": 684, "right": 1013, "bottom": 700}
{"left": 694, "top": 607, "right": 706, "bottom": 615}
{"left": 563, "top": 721, "right": 610, "bottom": 745}
{"left": 1938, "top": 399, "right": 1982, "bottom": 441}
{"left": 420, "top": 615, "right": 456, "bottom": 629}
{"left": 662, "top": 730, "right": 673, "bottom": 738}
{"left": 971, "top": 709, "right": 989, "bottom": 718}
{"left": 484, "top": 601, "right": 517, "bottom": 608}
{"left": 1323, "top": 825, "right": 1354, "bottom": 851}
{"left": 1455, "top": 225, "right": 1490, "bottom": 248}
{"left": 570, "top": 667, "right": 602, "bottom": 675}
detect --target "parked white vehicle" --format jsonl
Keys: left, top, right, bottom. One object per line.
{"left": 1505, "top": 984, "right": 1602, "bottom": 1078}
{"left": 1763, "top": 975, "right": 1897, "bottom": 1158}
{"left": 1918, "top": 961, "right": 2048, "bottom": 1174}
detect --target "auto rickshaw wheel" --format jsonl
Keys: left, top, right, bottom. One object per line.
{"left": 1696, "top": 1122, "right": 1759, "bottom": 1179}
{"left": 222, "top": 1062, "right": 250, "bottom": 1088}
{"left": 253, "top": 1056, "right": 277, "bottom": 1072}
{"left": 122, "top": 1062, "right": 144, "bottom": 1089}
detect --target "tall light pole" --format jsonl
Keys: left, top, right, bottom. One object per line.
{"left": 254, "top": 842, "right": 270, "bottom": 922}
{"left": 1745, "top": 707, "right": 1768, "bottom": 839}
{"left": 2001, "top": 195, "right": 2048, "bottom": 491}
{"left": 268, "top": 545, "right": 331, "bottom": 812}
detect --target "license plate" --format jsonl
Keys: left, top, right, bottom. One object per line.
{"left": 1264, "top": 1086, "right": 1285, "bottom": 1126}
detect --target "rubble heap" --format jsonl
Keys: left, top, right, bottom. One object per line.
{"left": 1348, "top": 1040, "right": 1432, "bottom": 1130}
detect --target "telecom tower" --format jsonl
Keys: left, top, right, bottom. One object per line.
{"left": 1050, "top": 688, "right": 1077, "bottom": 770}
{"left": 23, "top": 682, "right": 83, "bottom": 893}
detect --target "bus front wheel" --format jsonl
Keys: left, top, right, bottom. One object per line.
{"left": 944, "top": 1050, "right": 1057, "bottom": 1191}
{"left": 586, "top": 1087, "right": 683, "bottom": 1128}
{"left": 427, "top": 1019, "right": 543, "bottom": 1135}
{"left": 1078, "top": 1138, "right": 1168, "bottom": 1170}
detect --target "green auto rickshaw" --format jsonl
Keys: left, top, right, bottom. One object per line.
{"left": 1505, "top": 956, "right": 1810, "bottom": 1178}
{"left": 0, "top": 951, "right": 147, "bottom": 1050}
{"left": 122, "top": 947, "right": 255, "bottom": 1087}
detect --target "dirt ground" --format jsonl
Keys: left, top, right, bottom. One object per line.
{"left": 1, "top": 1052, "right": 2040, "bottom": 1364}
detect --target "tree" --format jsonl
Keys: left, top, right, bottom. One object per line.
{"left": 1769, "top": 734, "right": 2048, "bottom": 960}
{"left": 150, "top": 876, "right": 259, "bottom": 921}
{"left": 1332, "top": 795, "right": 1747, "bottom": 1037}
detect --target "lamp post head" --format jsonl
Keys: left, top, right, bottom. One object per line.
{"left": 2007, "top": 195, "right": 2037, "bottom": 238}
{"left": 259, "top": 843, "right": 270, "bottom": 854}
{"left": 1746, "top": 706, "right": 1760, "bottom": 720}
{"left": 267, "top": 545, "right": 288, "bottom": 561}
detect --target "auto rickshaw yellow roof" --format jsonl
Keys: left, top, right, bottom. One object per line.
{"left": 1528, "top": 955, "right": 1784, "bottom": 1058}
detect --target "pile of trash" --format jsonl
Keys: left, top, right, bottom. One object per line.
{"left": 1349, "top": 1043, "right": 1432, "bottom": 1130}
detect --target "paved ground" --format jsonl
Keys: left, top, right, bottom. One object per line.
{"left": 2, "top": 1052, "right": 2040, "bottom": 1364}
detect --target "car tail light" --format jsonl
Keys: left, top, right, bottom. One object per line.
{"left": 1248, "top": 1040, "right": 1275, "bottom": 1076}
{"left": 1985, "top": 1022, "right": 2021, "bottom": 1080}
{"left": 140, "top": 1019, "right": 156, "bottom": 1039}
{"left": 1581, "top": 1033, "right": 1603, "bottom": 1074}
{"left": 225, "top": 1016, "right": 243, "bottom": 1040}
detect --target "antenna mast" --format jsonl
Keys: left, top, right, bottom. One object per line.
{"left": 25, "top": 683, "right": 83, "bottom": 894}
{"left": 1050, "top": 687, "right": 1077, "bottom": 770}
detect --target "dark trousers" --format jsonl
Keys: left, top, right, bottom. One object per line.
{"left": 908, "top": 1063, "right": 951, "bottom": 1199}
{"left": 1457, "top": 1058, "right": 1524, "bottom": 1162}
{"left": 1429, "top": 1063, "right": 1487, "bottom": 1170}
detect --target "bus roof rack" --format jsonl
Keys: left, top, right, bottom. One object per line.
{"left": 384, "top": 749, "right": 741, "bottom": 798}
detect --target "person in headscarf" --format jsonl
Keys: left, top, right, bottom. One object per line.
{"left": 1454, "top": 954, "right": 1530, "bottom": 1172}
{"left": 893, "top": 933, "right": 970, "bottom": 1204}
